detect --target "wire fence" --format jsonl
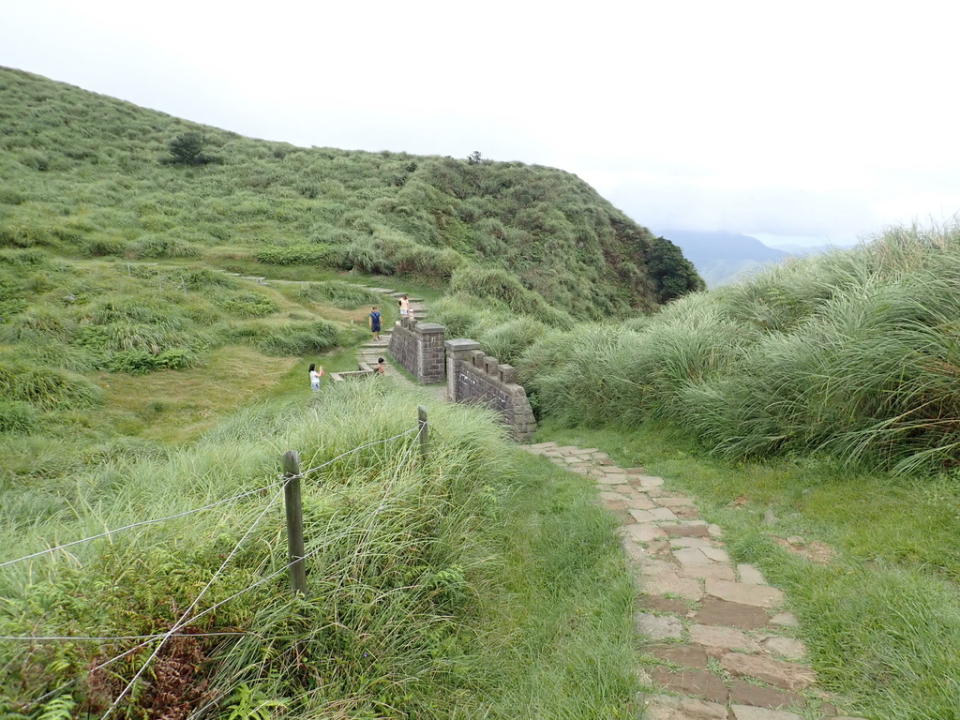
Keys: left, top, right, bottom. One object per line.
{"left": 0, "top": 414, "right": 429, "bottom": 716}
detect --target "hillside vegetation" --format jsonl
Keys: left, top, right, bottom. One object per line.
{"left": 0, "top": 67, "right": 666, "bottom": 718}
{"left": 1, "top": 384, "right": 638, "bottom": 718}
{"left": 0, "top": 66, "right": 701, "bottom": 325}
{"left": 522, "top": 224, "right": 960, "bottom": 474}
{"left": 523, "top": 224, "right": 960, "bottom": 718}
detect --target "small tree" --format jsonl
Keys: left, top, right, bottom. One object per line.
{"left": 467, "top": 150, "right": 482, "bottom": 165}
{"left": 167, "top": 132, "right": 210, "bottom": 165}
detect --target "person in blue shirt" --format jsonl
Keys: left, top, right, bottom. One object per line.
{"left": 369, "top": 306, "right": 382, "bottom": 340}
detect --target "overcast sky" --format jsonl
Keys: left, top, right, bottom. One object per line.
{"left": 4, "top": 0, "right": 959, "bottom": 248}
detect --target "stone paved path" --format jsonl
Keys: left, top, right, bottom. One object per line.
{"left": 523, "top": 442, "right": 864, "bottom": 720}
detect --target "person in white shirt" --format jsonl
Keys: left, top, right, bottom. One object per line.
{"left": 309, "top": 363, "right": 324, "bottom": 391}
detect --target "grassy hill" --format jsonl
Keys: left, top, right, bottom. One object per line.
{"left": 0, "top": 66, "right": 701, "bottom": 322}
{"left": 0, "top": 67, "right": 677, "bottom": 717}
{"left": 0, "top": 64, "right": 707, "bottom": 491}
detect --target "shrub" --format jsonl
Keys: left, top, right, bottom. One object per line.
{"left": 449, "top": 266, "right": 573, "bottom": 329}
{"left": 166, "top": 132, "right": 218, "bottom": 165}
{"left": 0, "top": 401, "right": 38, "bottom": 433}
{"left": 245, "top": 320, "right": 341, "bottom": 356}
{"left": 0, "top": 361, "right": 102, "bottom": 409}
{"left": 525, "top": 223, "right": 960, "bottom": 472}
{"left": 477, "top": 317, "right": 547, "bottom": 364}
{"left": 220, "top": 292, "right": 278, "bottom": 317}
{"left": 0, "top": 226, "right": 56, "bottom": 249}
{"left": 295, "top": 281, "right": 379, "bottom": 308}
{"left": 390, "top": 243, "right": 463, "bottom": 280}
{"left": 0, "top": 248, "right": 49, "bottom": 266}
{"left": 127, "top": 234, "right": 201, "bottom": 259}
{"left": 255, "top": 245, "right": 332, "bottom": 265}
{"left": 19, "top": 149, "right": 49, "bottom": 171}
{"left": 172, "top": 267, "right": 234, "bottom": 289}
{"left": 327, "top": 242, "right": 396, "bottom": 275}
{"left": 0, "top": 189, "right": 26, "bottom": 205}
{"left": 82, "top": 236, "right": 127, "bottom": 257}
{"left": 107, "top": 348, "right": 196, "bottom": 374}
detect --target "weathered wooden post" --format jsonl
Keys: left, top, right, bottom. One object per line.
{"left": 417, "top": 405, "right": 429, "bottom": 459}
{"left": 281, "top": 450, "right": 308, "bottom": 595}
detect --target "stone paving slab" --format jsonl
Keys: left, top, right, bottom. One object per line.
{"left": 521, "top": 442, "right": 844, "bottom": 719}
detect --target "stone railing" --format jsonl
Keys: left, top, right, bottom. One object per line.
{"left": 444, "top": 339, "right": 537, "bottom": 442}
{"left": 387, "top": 318, "right": 445, "bottom": 384}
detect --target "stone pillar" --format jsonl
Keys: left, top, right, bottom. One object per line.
{"left": 444, "top": 338, "right": 481, "bottom": 401}
{"left": 413, "top": 322, "right": 446, "bottom": 384}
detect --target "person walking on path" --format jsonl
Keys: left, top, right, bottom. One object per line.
{"left": 398, "top": 295, "right": 410, "bottom": 323}
{"left": 369, "top": 306, "right": 382, "bottom": 340}
{"left": 308, "top": 363, "right": 324, "bottom": 392}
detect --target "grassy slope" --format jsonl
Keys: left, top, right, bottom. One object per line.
{"left": 0, "top": 384, "right": 640, "bottom": 719}
{"left": 0, "top": 66, "right": 701, "bottom": 322}
{"left": 0, "top": 67, "right": 662, "bottom": 718}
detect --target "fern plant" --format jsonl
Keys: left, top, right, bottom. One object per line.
{"left": 36, "top": 695, "right": 75, "bottom": 720}
{"left": 224, "top": 684, "right": 288, "bottom": 720}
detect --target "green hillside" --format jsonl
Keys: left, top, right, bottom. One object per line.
{"left": 0, "top": 67, "right": 682, "bottom": 718}
{"left": 0, "top": 66, "right": 701, "bottom": 322}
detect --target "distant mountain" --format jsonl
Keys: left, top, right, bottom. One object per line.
{"left": 765, "top": 242, "right": 845, "bottom": 257}
{"left": 659, "top": 230, "right": 789, "bottom": 287}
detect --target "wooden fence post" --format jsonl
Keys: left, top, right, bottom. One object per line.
{"left": 417, "top": 405, "right": 429, "bottom": 459}
{"left": 281, "top": 450, "right": 308, "bottom": 595}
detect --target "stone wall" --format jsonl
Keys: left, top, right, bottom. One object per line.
{"left": 445, "top": 339, "right": 537, "bottom": 442}
{"left": 387, "top": 319, "right": 446, "bottom": 384}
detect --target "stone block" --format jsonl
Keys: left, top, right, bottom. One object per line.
{"left": 705, "top": 579, "right": 784, "bottom": 609}
{"left": 730, "top": 707, "right": 803, "bottom": 720}
{"left": 499, "top": 363, "right": 517, "bottom": 383}
{"left": 635, "top": 612, "right": 683, "bottom": 640}
{"left": 728, "top": 681, "right": 803, "bottom": 710}
{"left": 483, "top": 356, "right": 500, "bottom": 375}
{"left": 762, "top": 636, "right": 807, "bottom": 660}
{"left": 470, "top": 349, "right": 486, "bottom": 367}
{"left": 642, "top": 570, "right": 704, "bottom": 601}
{"left": 650, "top": 667, "right": 729, "bottom": 704}
{"left": 649, "top": 644, "right": 710, "bottom": 668}
{"left": 694, "top": 598, "right": 770, "bottom": 630}
{"left": 415, "top": 322, "right": 445, "bottom": 334}
{"left": 689, "top": 624, "right": 762, "bottom": 653}
{"left": 642, "top": 694, "right": 727, "bottom": 720}
{"left": 720, "top": 652, "right": 816, "bottom": 690}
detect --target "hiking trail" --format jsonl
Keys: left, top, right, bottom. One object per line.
{"left": 523, "top": 442, "right": 864, "bottom": 720}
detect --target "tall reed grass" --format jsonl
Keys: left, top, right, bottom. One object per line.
{"left": 522, "top": 224, "right": 960, "bottom": 473}
{"left": 0, "top": 383, "right": 508, "bottom": 717}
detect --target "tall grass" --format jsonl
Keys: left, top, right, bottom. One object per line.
{"left": 522, "top": 224, "right": 960, "bottom": 472}
{"left": 0, "top": 382, "right": 639, "bottom": 719}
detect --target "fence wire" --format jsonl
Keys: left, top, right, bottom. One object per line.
{"left": 3, "top": 424, "right": 426, "bottom": 714}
